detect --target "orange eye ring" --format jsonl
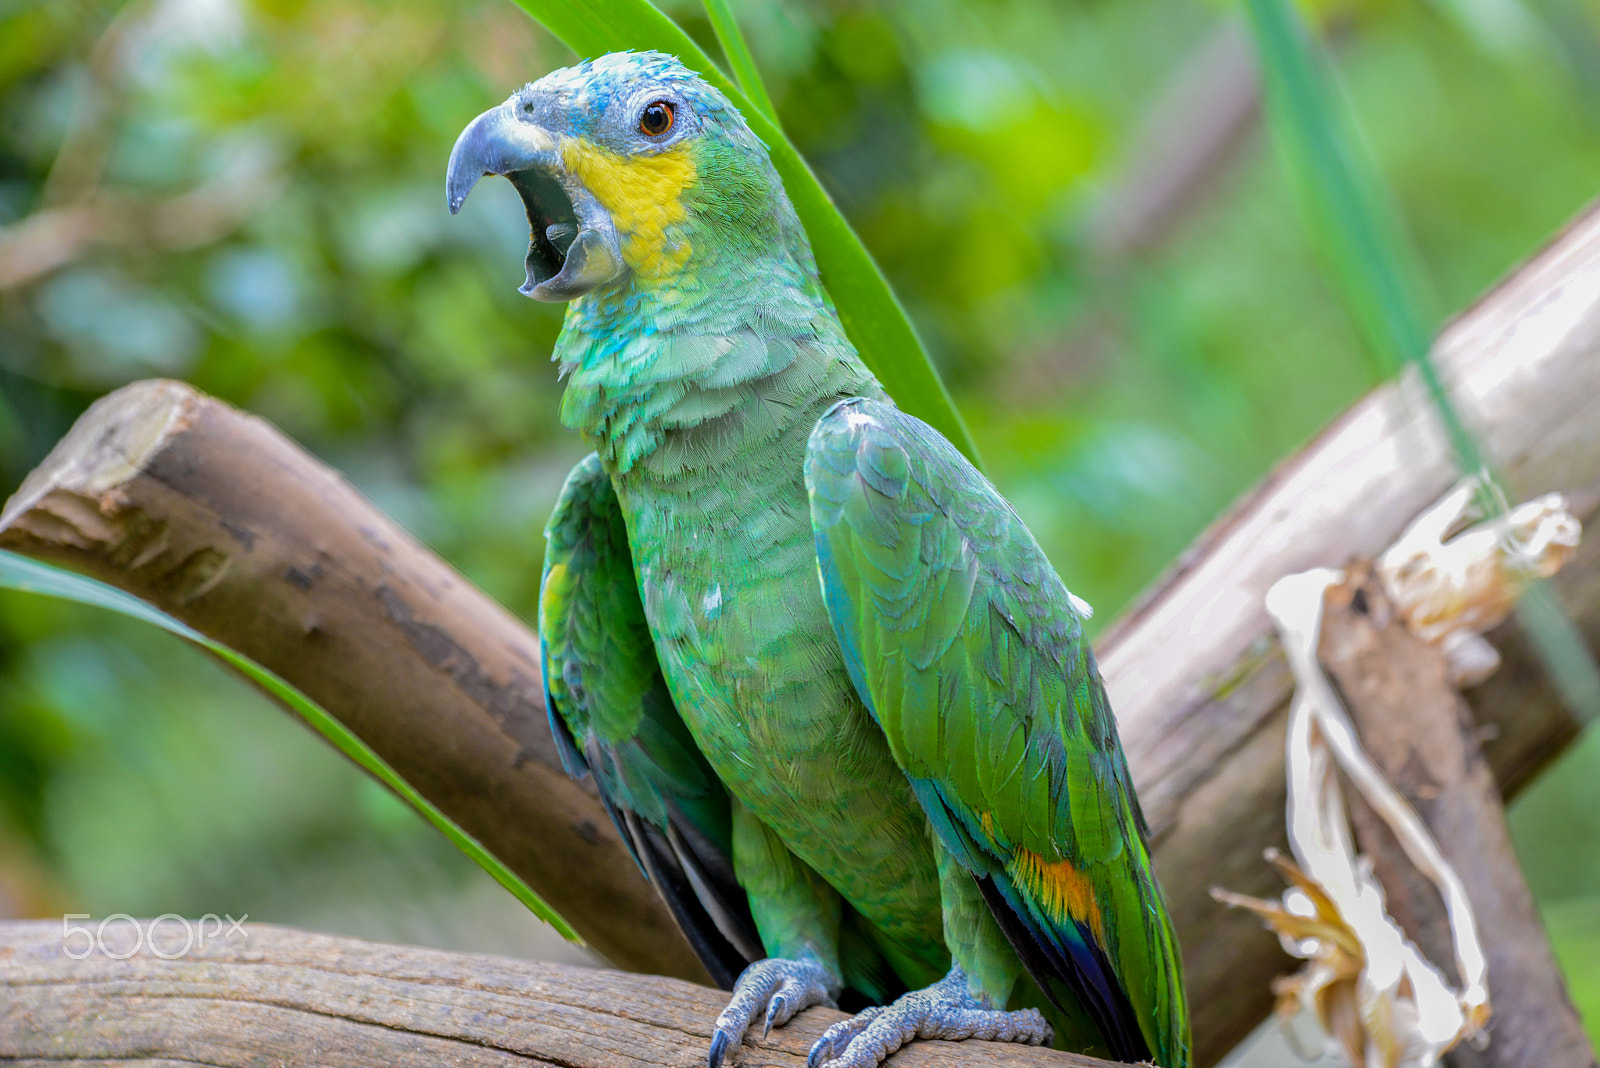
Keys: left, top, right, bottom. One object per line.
{"left": 639, "top": 100, "right": 675, "bottom": 137}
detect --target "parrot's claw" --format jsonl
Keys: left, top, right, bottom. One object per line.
{"left": 805, "top": 968, "right": 1053, "bottom": 1068}
{"left": 709, "top": 957, "right": 838, "bottom": 1068}
{"left": 807, "top": 1006, "right": 882, "bottom": 1068}
{"left": 763, "top": 993, "right": 787, "bottom": 1038}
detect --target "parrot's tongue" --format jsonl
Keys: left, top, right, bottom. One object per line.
{"left": 507, "top": 167, "right": 580, "bottom": 294}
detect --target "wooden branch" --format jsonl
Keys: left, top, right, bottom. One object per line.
{"left": 3, "top": 198, "right": 1599, "bottom": 1063}
{"left": 0, "top": 381, "right": 707, "bottom": 985}
{"left": 1319, "top": 568, "right": 1597, "bottom": 1068}
{"left": 0, "top": 920, "right": 1108, "bottom": 1067}
{"left": 1103, "top": 199, "right": 1600, "bottom": 1064}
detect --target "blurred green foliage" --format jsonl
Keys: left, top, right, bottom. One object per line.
{"left": 1, "top": 0, "right": 1599, "bottom": 1048}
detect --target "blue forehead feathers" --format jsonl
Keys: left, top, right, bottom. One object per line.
{"left": 520, "top": 51, "right": 751, "bottom": 150}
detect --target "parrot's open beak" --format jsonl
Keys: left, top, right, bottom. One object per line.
{"left": 447, "top": 97, "right": 625, "bottom": 301}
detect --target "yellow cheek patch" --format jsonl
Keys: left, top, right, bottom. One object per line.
{"left": 1008, "top": 847, "right": 1104, "bottom": 944}
{"left": 562, "top": 138, "right": 696, "bottom": 279}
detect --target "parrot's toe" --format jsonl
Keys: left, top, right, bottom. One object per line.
{"left": 807, "top": 1006, "right": 882, "bottom": 1068}
{"left": 709, "top": 957, "right": 838, "bottom": 1068}
{"left": 806, "top": 968, "right": 1053, "bottom": 1068}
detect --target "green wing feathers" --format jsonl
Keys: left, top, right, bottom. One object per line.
{"left": 541, "top": 453, "right": 763, "bottom": 986}
{"left": 804, "top": 399, "right": 1190, "bottom": 1067}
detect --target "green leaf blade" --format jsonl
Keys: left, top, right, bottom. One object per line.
{"left": 0, "top": 549, "right": 583, "bottom": 944}
{"left": 700, "top": 0, "right": 776, "bottom": 122}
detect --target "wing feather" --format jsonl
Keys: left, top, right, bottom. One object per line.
{"left": 542, "top": 453, "right": 763, "bottom": 986}
{"left": 805, "top": 399, "right": 1189, "bottom": 1067}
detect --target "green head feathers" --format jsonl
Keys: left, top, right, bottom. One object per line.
{"left": 448, "top": 52, "right": 858, "bottom": 473}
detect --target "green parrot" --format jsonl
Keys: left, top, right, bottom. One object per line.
{"left": 446, "top": 51, "right": 1189, "bottom": 1068}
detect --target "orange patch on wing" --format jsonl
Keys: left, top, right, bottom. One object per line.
{"left": 1009, "top": 847, "right": 1104, "bottom": 943}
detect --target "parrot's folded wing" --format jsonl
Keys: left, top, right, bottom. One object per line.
{"left": 542, "top": 453, "right": 763, "bottom": 986}
{"left": 805, "top": 399, "right": 1189, "bottom": 1068}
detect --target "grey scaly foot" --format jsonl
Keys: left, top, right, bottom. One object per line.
{"left": 807, "top": 967, "right": 1052, "bottom": 1068}
{"left": 709, "top": 957, "right": 838, "bottom": 1068}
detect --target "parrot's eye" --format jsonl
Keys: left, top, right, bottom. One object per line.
{"left": 639, "top": 100, "right": 675, "bottom": 137}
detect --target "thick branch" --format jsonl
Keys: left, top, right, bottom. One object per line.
{"left": 0, "top": 920, "right": 1106, "bottom": 1067}
{"left": 0, "top": 382, "right": 705, "bottom": 984}
{"left": 3, "top": 200, "right": 1599, "bottom": 1064}
{"left": 1320, "top": 568, "right": 1596, "bottom": 1068}
{"left": 1105, "top": 199, "right": 1600, "bottom": 1063}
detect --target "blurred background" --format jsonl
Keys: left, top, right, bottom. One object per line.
{"left": 1, "top": 0, "right": 1598, "bottom": 1057}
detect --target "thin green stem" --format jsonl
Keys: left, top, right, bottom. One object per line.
{"left": 1243, "top": 0, "right": 1480, "bottom": 465}
{"left": 1244, "top": 0, "right": 1600, "bottom": 721}
{"left": 1518, "top": 581, "right": 1600, "bottom": 720}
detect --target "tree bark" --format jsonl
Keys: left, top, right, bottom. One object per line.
{"left": 3, "top": 198, "right": 1600, "bottom": 1064}
{"left": 0, "top": 920, "right": 1107, "bottom": 1067}
{"left": 0, "top": 380, "right": 706, "bottom": 986}
{"left": 1319, "top": 568, "right": 1596, "bottom": 1068}
{"left": 1100, "top": 198, "right": 1600, "bottom": 1063}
